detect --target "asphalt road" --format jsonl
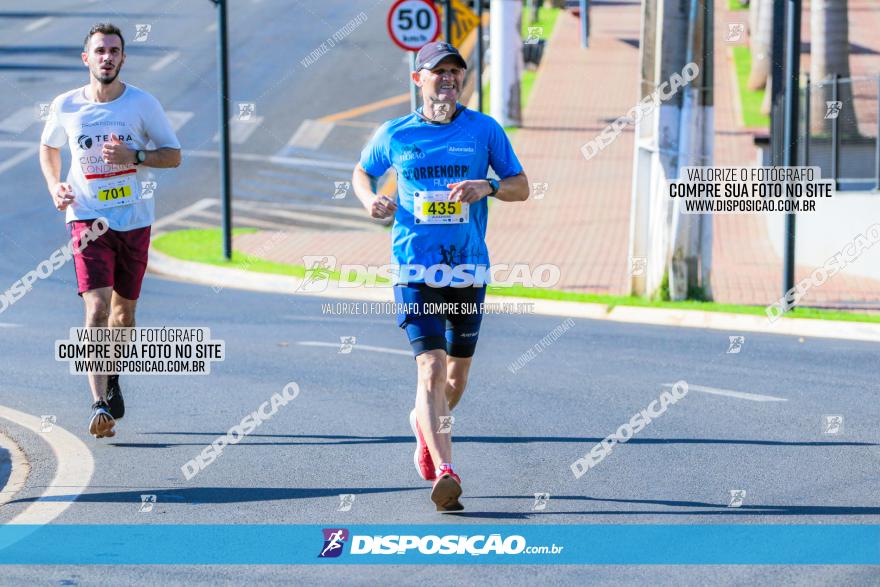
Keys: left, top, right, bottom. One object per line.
{"left": 1, "top": 1, "right": 879, "bottom": 585}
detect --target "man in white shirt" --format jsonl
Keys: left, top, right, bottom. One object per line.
{"left": 39, "top": 23, "right": 181, "bottom": 438}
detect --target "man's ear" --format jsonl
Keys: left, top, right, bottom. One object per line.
{"left": 410, "top": 70, "right": 422, "bottom": 86}
{"left": 81, "top": 52, "right": 89, "bottom": 67}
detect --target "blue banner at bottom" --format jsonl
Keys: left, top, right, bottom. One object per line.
{"left": 0, "top": 525, "right": 877, "bottom": 564}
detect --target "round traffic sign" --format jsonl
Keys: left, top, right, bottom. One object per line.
{"left": 387, "top": 0, "right": 441, "bottom": 52}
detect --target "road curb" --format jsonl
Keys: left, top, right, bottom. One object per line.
{"left": 0, "top": 430, "right": 30, "bottom": 509}
{"left": 148, "top": 249, "right": 880, "bottom": 343}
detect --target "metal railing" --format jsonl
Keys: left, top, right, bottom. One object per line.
{"left": 801, "top": 74, "right": 880, "bottom": 191}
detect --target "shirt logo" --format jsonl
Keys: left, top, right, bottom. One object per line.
{"left": 76, "top": 135, "right": 93, "bottom": 150}
{"left": 399, "top": 144, "right": 426, "bottom": 162}
{"left": 447, "top": 141, "right": 475, "bottom": 156}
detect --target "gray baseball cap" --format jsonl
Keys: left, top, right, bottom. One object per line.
{"left": 415, "top": 42, "right": 467, "bottom": 71}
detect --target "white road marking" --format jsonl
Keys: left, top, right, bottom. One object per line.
{"left": 0, "top": 323, "right": 23, "bottom": 328}
{"left": 151, "top": 197, "right": 216, "bottom": 231}
{"left": 154, "top": 198, "right": 380, "bottom": 234}
{"left": 0, "top": 146, "right": 38, "bottom": 176}
{"left": 205, "top": 22, "right": 218, "bottom": 33}
{"left": 185, "top": 148, "right": 355, "bottom": 171}
{"left": 297, "top": 341, "right": 410, "bottom": 356}
{"left": 149, "top": 50, "right": 180, "bottom": 72}
{"left": 193, "top": 210, "right": 288, "bottom": 232}
{"left": 24, "top": 16, "right": 53, "bottom": 32}
{"left": 165, "top": 110, "right": 194, "bottom": 132}
{"left": 283, "top": 119, "right": 335, "bottom": 151}
{"left": 213, "top": 116, "right": 265, "bottom": 144}
{"left": 0, "top": 405, "right": 94, "bottom": 525}
{"left": 662, "top": 383, "right": 787, "bottom": 402}
{"left": 234, "top": 200, "right": 379, "bottom": 231}
{"left": 0, "top": 107, "right": 37, "bottom": 134}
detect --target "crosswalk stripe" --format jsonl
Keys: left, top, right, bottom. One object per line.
{"left": 190, "top": 209, "right": 290, "bottom": 232}
{"left": 150, "top": 51, "right": 180, "bottom": 72}
{"left": 213, "top": 116, "right": 265, "bottom": 144}
{"left": 185, "top": 149, "right": 354, "bottom": 171}
{"left": 234, "top": 198, "right": 371, "bottom": 220}
{"left": 165, "top": 111, "right": 194, "bottom": 132}
{"left": 153, "top": 197, "right": 380, "bottom": 234}
{"left": 151, "top": 197, "right": 216, "bottom": 231}
{"left": 0, "top": 107, "right": 37, "bottom": 134}
{"left": 24, "top": 16, "right": 53, "bottom": 32}
{"left": 234, "top": 205, "right": 379, "bottom": 231}
{"left": 284, "top": 119, "right": 335, "bottom": 151}
{"left": 0, "top": 146, "right": 38, "bottom": 176}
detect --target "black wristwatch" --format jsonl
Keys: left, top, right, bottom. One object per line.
{"left": 134, "top": 150, "right": 146, "bottom": 165}
{"left": 486, "top": 178, "right": 500, "bottom": 197}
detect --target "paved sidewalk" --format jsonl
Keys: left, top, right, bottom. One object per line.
{"left": 227, "top": 2, "right": 880, "bottom": 309}
{"left": 714, "top": 2, "right": 880, "bottom": 308}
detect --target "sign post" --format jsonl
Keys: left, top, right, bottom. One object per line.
{"left": 387, "top": 0, "right": 441, "bottom": 113}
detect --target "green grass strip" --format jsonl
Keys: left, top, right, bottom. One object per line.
{"left": 152, "top": 228, "right": 880, "bottom": 324}
{"left": 733, "top": 46, "right": 771, "bottom": 128}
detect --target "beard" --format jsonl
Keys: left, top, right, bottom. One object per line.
{"left": 94, "top": 64, "right": 121, "bottom": 85}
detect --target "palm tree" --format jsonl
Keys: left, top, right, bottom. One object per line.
{"left": 810, "top": 0, "right": 858, "bottom": 136}
{"left": 747, "top": 0, "right": 773, "bottom": 90}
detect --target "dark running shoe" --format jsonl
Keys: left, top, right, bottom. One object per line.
{"left": 106, "top": 375, "right": 125, "bottom": 420}
{"left": 89, "top": 400, "right": 116, "bottom": 438}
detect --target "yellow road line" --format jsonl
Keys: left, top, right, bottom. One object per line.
{"left": 318, "top": 93, "right": 410, "bottom": 123}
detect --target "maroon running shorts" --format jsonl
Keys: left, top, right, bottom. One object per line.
{"left": 68, "top": 220, "right": 151, "bottom": 300}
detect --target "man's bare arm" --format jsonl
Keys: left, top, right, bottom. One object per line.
{"left": 40, "top": 144, "right": 75, "bottom": 211}
{"left": 352, "top": 164, "right": 396, "bottom": 219}
{"left": 140, "top": 147, "right": 181, "bottom": 168}
{"left": 493, "top": 172, "right": 530, "bottom": 202}
{"left": 39, "top": 144, "right": 62, "bottom": 190}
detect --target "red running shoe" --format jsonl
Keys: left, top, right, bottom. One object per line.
{"left": 431, "top": 464, "right": 463, "bottom": 512}
{"left": 409, "top": 409, "right": 436, "bottom": 481}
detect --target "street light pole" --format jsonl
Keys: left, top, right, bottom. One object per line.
{"left": 212, "top": 0, "right": 233, "bottom": 260}
{"left": 782, "top": 0, "right": 802, "bottom": 302}
{"left": 476, "top": 0, "right": 484, "bottom": 113}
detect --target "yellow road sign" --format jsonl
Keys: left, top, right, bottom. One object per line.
{"left": 440, "top": 0, "right": 480, "bottom": 47}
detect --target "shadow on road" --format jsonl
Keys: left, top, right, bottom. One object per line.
{"left": 8, "top": 486, "right": 421, "bottom": 505}
{"left": 456, "top": 495, "right": 880, "bottom": 519}
{"left": 123, "top": 432, "right": 879, "bottom": 449}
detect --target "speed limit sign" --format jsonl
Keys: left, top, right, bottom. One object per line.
{"left": 387, "top": 0, "right": 441, "bottom": 52}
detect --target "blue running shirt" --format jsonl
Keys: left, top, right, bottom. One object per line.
{"left": 359, "top": 105, "right": 522, "bottom": 285}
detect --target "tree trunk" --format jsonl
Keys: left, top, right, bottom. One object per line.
{"left": 747, "top": 0, "right": 772, "bottom": 90}
{"left": 810, "top": 0, "right": 858, "bottom": 136}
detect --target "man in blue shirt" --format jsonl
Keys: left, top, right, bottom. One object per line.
{"left": 353, "top": 42, "right": 529, "bottom": 512}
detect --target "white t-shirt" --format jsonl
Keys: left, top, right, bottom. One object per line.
{"left": 41, "top": 83, "right": 180, "bottom": 231}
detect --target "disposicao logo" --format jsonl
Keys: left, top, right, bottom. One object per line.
{"left": 318, "top": 528, "right": 349, "bottom": 558}
{"left": 317, "top": 531, "right": 531, "bottom": 557}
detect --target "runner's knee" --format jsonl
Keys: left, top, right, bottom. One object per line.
{"left": 85, "top": 298, "right": 110, "bottom": 323}
{"left": 111, "top": 309, "right": 135, "bottom": 327}
{"left": 416, "top": 352, "right": 447, "bottom": 389}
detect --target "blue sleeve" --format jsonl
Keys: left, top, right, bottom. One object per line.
{"left": 486, "top": 118, "right": 523, "bottom": 179}
{"left": 359, "top": 122, "right": 392, "bottom": 177}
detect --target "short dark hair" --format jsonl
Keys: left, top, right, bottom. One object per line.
{"left": 83, "top": 23, "right": 125, "bottom": 53}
